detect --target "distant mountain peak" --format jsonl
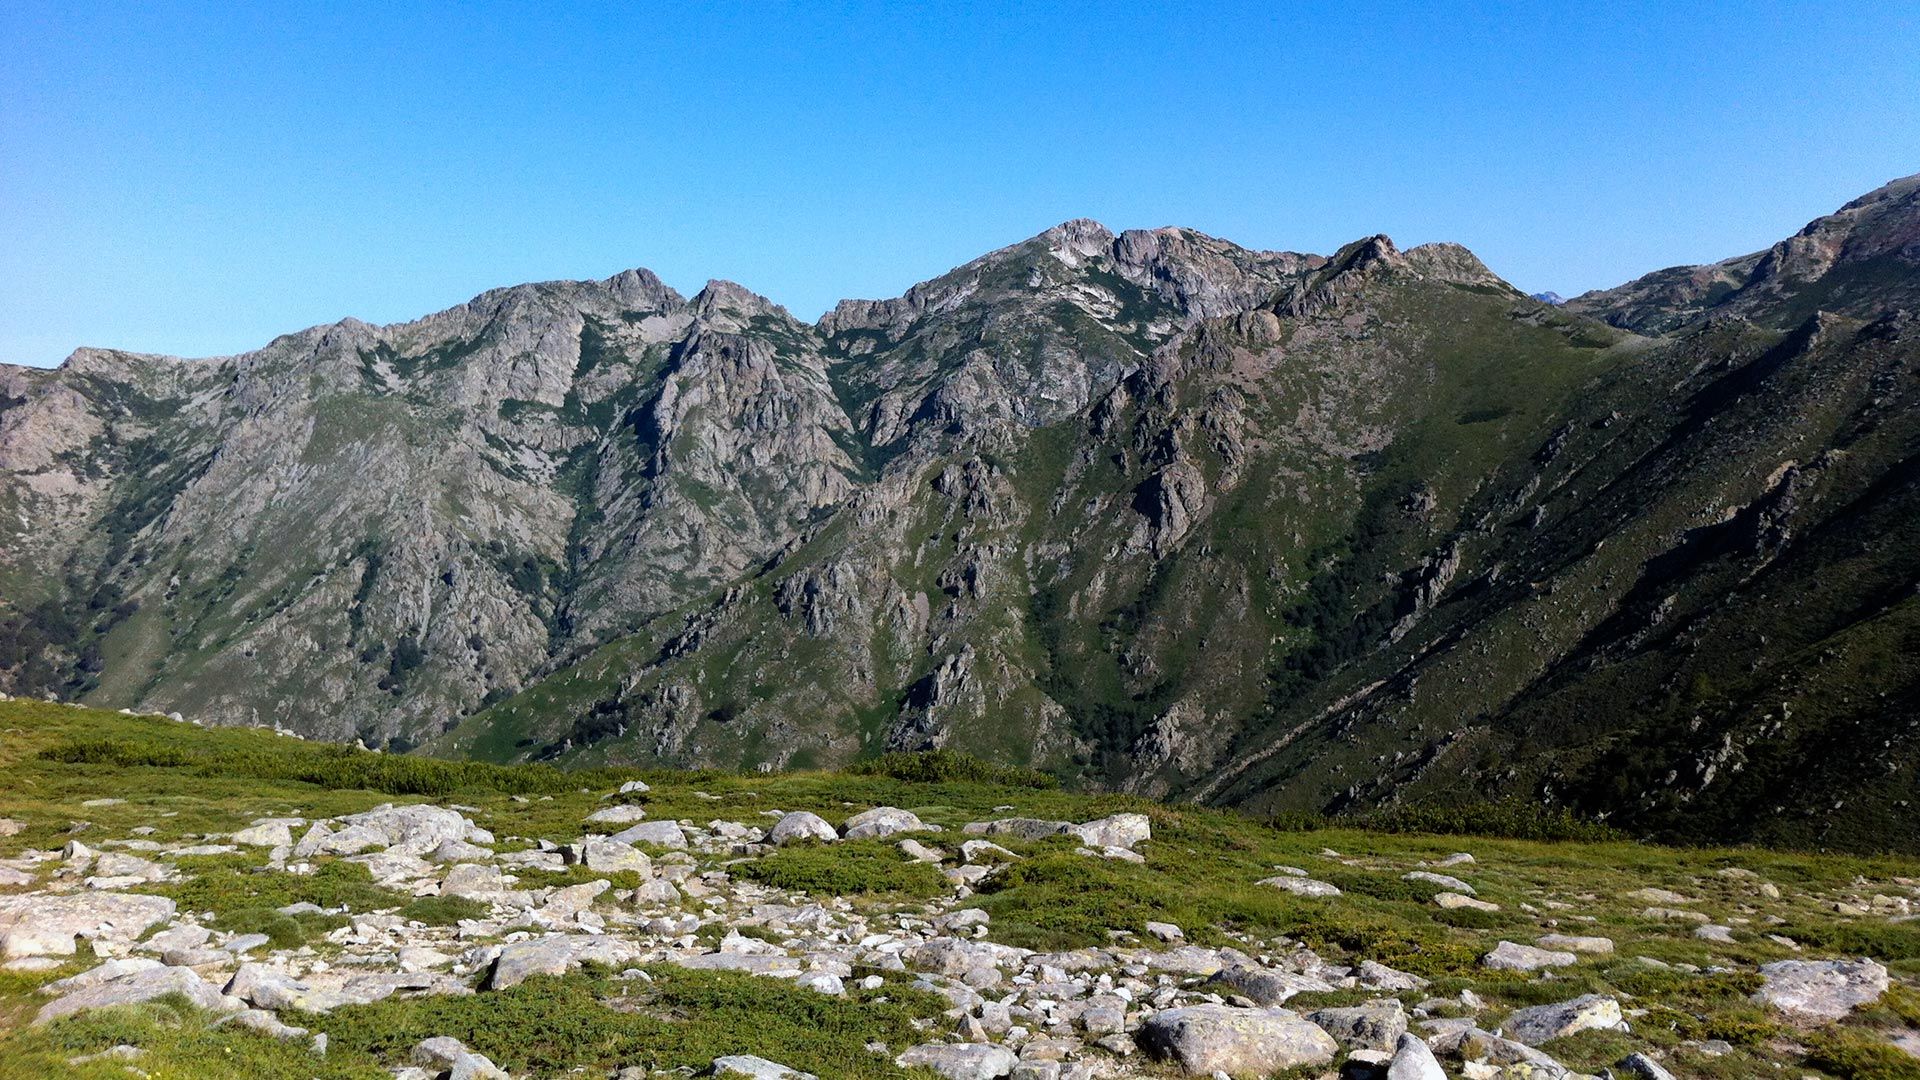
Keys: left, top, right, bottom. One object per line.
{"left": 1566, "top": 170, "right": 1920, "bottom": 333}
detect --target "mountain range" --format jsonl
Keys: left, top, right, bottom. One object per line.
{"left": 4, "top": 172, "right": 1918, "bottom": 849}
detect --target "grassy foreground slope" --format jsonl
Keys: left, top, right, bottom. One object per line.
{"left": 2, "top": 698, "right": 1920, "bottom": 1079}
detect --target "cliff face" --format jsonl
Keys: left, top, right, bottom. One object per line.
{"left": 6, "top": 176, "right": 1920, "bottom": 848}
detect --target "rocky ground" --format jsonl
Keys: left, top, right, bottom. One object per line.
{"left": 2, "top": 699, "right": 1920, "bottom": 1080}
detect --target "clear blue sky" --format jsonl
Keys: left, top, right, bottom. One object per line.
{"left": 3, "top": 2, "right": 1915, "bottom": 367}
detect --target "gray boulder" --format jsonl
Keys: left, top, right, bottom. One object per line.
{"left": 1258, "top": 875, "right": 1342, "bottom": 897}
{"left": 338, "top": 803, "right": 471, "bottom": 856}
{"left": 484, "top": 934, "right": 643, "bottom": 990}
{"left": 1482, "top": 940, "right": 1576, "bottom": 971}
{"left": 37, "top": 965, "right": 232, "bottom": 1024}
{"left": 1307, "top": 999, "right": 1408, "bottom": 1051}
{"left": 570, "top": 837, "right": 652, "bottom": 875}
{"left": 894, "top": 1042, "right": 1019, "bottom": 1079}
{"left": 1136, "top": 1004, "right": 1338, "bottom": 1075}
{"left": 768, "top": 811, "right": 839, "bottom": 845}
{"left": 1617, "top": 1052, "right": 1678, "bottom": 1080}
{"left": 1212, "top": 964, "right": 1336, "bottom": 1005}
{"left": 611, "top": 820, "right": 688, "bottom": 849}
{"left": 842, "top": 806, "right": 925, "bottom": 840}
{"left": 0, "top": 892, "right": 176, "bottom": 958}
{"left": 1502, "top": 994, "right": 1625, "bottom": 1045}
{"left": 1753, "top": 958, "right": 1889, "bottom": 1021}
{"left": 1387, "top": 1031, "right": 1447, "bottom": 1080}
{"left": 585, "top": 804, "right": 648, "bottom": 825}
{"left": 1404, "top": 871, "right": 1474, "bottom": 894}
{"left": 1070, "top": 813, "right": 1151, "bottom": 850}
{"left": 710, "top": 1055, "right": 819, "bottom": 1078}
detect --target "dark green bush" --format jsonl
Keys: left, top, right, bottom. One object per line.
{"left": 848, "top": 749, "right": 1056, "bottom": 789}
{"left": 398, "top": 894, "right": 490, "bottom": 926}
{"left": 1349, "top": 802, "right": 1625, "bottom": 843}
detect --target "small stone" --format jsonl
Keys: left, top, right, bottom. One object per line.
{"left": 1641, "top": 906, "right": 1710, "bottom": 923}
{"left": 1535, "top": 933, "right": 1612, "bottom": 954}
{"left": 1404, "top": 871, "right": 1474, "bottom": 894}
{"left": 1257, "top": 875, "right": 1341, "bottom": 897}
{"left": 898, "top": 839, "right": 945, "bottom": 862}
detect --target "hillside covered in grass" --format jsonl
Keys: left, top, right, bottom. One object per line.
{"left": 0, "top": 698, "right": 1919, "bottom": 1079}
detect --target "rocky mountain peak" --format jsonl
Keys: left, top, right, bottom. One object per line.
{"left": 1036, "top": 218, "right": 1117, "bottom": 266}
{"left": 1328, "top": 234, "right": 1407, "bottom": 275}
{"left": 601, "top": 267, "right": 685, "bottom": 311}
{"left": 1567, "top": 171, "right": 1920, "bottom": 333}
{"left": 1403, "top": 242, "right": 1512, "bottom": 289}
{"left": 691, "top": 279, "right": 791, "bottom": 328}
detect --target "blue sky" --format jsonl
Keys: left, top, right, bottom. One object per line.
{"left": 2, "top": 2, "right": 1915, "bottom": 367}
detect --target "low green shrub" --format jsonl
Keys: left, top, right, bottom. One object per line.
{"left": 323, "top": 966, "right": 947, "bottom": 1078}
{"left": 735, "top": 840, "right": 947, "bottom": 899}
{"left": 218, "top": 907, "right": 348, "bottom": 949}
{"left": 6, "top": 996, "right": 381, "bottom": 1079}
{"left": 1777, "top": 919, "right": 1920, "bottom": 961}
{"left": 157, "top": 860, "right": 403, "bottom": 918}
{"left": 1806, "top": 1029, "right": 1920, "bottom": 1080}
{"left": 1318, "top": 869, "right": 1438, "bottom": 902}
